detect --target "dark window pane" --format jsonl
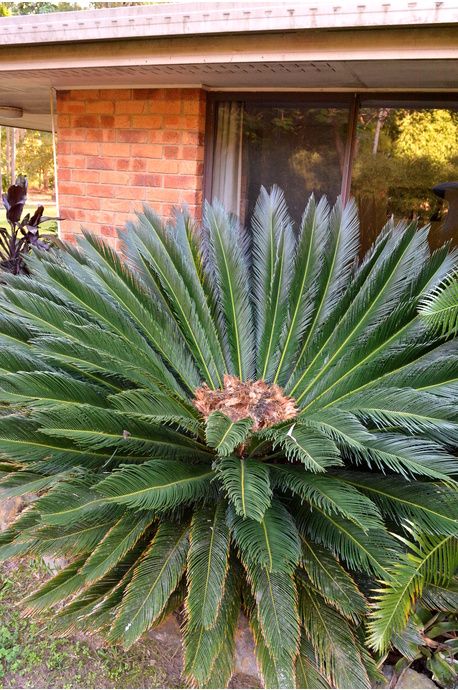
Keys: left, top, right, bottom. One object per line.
{"left": 211, "top": 101, "right": 350, "bottom": 227}
{"left": 351, "top": 107, "right": 458, "bottom": 250}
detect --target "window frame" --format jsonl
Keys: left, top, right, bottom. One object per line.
{"left": 203, "top": 91, "right": 458, "bottom": 213}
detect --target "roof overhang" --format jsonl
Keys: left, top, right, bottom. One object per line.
{"left": 0, "top": 0, "right": 457, "bottom": 131}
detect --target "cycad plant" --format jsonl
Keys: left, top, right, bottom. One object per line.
{"left": 0, "top": 188, "right": 457, "bottom": 689}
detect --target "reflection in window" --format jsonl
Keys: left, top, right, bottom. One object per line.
{"left": 211, "top": 101, "right": 350, "bottom": 227}
{"left": 351, "top": 107, "right": 458, "bottom": 250}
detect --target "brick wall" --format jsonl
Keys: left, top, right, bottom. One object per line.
{"left": 55, "top": 88, "right": 206, "bottom": 250}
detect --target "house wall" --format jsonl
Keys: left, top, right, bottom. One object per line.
{"left": 55, "top": 87, "right": 206, "bottom": 249}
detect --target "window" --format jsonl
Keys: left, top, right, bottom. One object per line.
{"left": 208, "top": 97, "right": 352, "bottom": 226}
{"left": 207, "top": 94, "right": 458, "bottom": 246}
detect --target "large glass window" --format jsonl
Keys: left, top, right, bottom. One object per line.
{"left": 210, "top": 99, "right": 351, "bottom": 227}
{"left": 351, "top": 105, "right": 458, "bottom": 250}
{"left": 208, "top": 95, "right": 458, "bottom": 247}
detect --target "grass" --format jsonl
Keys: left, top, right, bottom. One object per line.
{"left": 0, "top": 558, "right": 182, "bottom": 689}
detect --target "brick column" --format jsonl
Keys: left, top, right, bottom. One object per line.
{"left": 55, "top": 88, "right": 206, "bottom": 249}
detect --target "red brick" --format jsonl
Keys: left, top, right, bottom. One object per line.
{"left": 133, "top": 88, "right": 164, "bottom": 100}
{"left": 72, "top": 169, "right": 99, "bottom": 183}
{"left": 87, "top": 184, "right": 117, "bottom": 198}
{"left": 116, "top": 158, "right": 130, "bottom": 171}
{"left": 113, "top": 115, "right": 131, "bottom": 129}
{"left": 59, "top": 182, "right": 86, "bottom": 196}
{"left": 60, "top": 128, "right": 87, "bottom": 142}
{"left": 86, "top": 101, "right": 115, "bottom": 115}
{"left": 161, "top": 130, "right": 182, "bottom": 144}
{"left": 65, "top": 195, "right": 101, "bottom": 210}
{"left": 59, "top": 101, "right": 86, "bottom": 114}
{"left": 59, "top": 155, "right": 86, "bottom": 169}
{"left": 86, "top": 128, "right": 116, "bottom": 143}
{"left": 100, "top": 116, "right": 115, "bottom": 128}
{"left": 132, "top": 173, "right": 162, "bottom": 187}
{"left": 115, "top": 100, "right": 145, "bottom": 115}
{"left": 57, "top": 168, "right": 71, "bottom": 181}
{"left": 131, "top": 144, "right": 162, "bottom": 159}
{"left": 117, "top": 129, "right": 149, "bottom": 144}
{"left": 72, "top": 115, "right": 100, "bottom": 128}
{"left": 149, "top": 99, "right": 182, "bottom": 115}
{"left": 86, "top": 156, "right": 115, "bottom": 170}
{"left": 56, "top": 141, "right": 72, "bottom": 156}
{"left": 164, "top": 175, "right": 196, "bottom": 190}
{"left": 72, "top": 142, "right": 100, "bottom": 156}
{"left": 163, "top": 146, "right": 179, "bottom": 159}
{"left": 100, "top": 142, "right": 130, "bottom": 157}
{"left": 131, "top": 114, "right": 163, "bottom": 129}
{"left": 99, "top": 170, "right": 130, "bottom": 185}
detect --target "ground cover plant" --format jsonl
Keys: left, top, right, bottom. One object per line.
{"left": 0, "top": 188, "right": 456, "bottom": 688}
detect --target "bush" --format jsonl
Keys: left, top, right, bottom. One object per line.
{"left": 0, "top": 188, "right": 456, "bottom": 688}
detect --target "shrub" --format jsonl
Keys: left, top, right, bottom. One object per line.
{"left": 0, "top": 188, "right": 456, "bottom": 688}
{"left": 0, "top": 175, "right": 58, "bottom": 275}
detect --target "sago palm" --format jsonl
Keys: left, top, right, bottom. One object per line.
{"left": 0, "top": 188, "right": 456, "bottom": 689}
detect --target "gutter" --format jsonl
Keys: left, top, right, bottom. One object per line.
{"left": 0, "top": 0, "right": 457, "bottom": 46}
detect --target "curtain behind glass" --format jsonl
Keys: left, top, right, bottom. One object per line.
{"left": 211, "top": 102, "right": 243, "bottom": 216}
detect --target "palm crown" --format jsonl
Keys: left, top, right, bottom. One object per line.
{"left": 0, "top": 188, "right": 456, "bottom": 689}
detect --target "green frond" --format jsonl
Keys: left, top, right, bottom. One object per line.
{"left": 336, "top": 472, "right": 458, "bottom": 536}
{"left": 78, "top": 230, "right": 203, "bottom": 392}
{"left": 95, "top": 460, "right": 214, "bottom": 512}
{"left": 80, "top": 510, "right": 154, "bottom": 583}
{"left": 244, "top": 563, "right": 299, "bottom": 675}
{"left": 297, "top": 506, "right": 397, "bottom": 576}
{"left": 299, "top": 536, "right": 366, "bottom": 622}
{"left": 247, "top": 592, "right": 297, "bottom": 689}
{"left": 419, "top": 272, "right": 458, "bottom": 336}
{"left": 339, "top": 387, "right": 458, "bottom": 444}
{"left": 205, "top": 411, "right": 252, "bottom": 456}
{"left": 186, "top": 501, "right": 230, "bottom": 630}
{"left": 110, "top": 521, "right": 189, "bottom": 647}
{"left": 0, "top": 371, "right": 109, "bottom": 409}
{"left": 295, "top": 634, "right": 331, "bottom": 689}
{"left": 203, "top": 201, "right": 255, "bottom": 380}
{"left": 123, "top": 211, "right": 223, "bottom": 388}
{"left": 298, "top": 580, "right": 371, "bottom": 689}
{"left": 228, "top": 500, "right": 300, "bottom": 573}
{"left": 421, "top": 581, "right": 458, "bottom": 612}
{"left": 24, "top": 556, "right": 87, "bottom": 615}
{"left": 368, "top": 532, "right": 458, "bottom": 653}
{"left": 0, "top": 470, "right": 64, "bottom": 499}
{"left": 271, "top": 466, "right": 382, "bottom": 530}
{"left": 251, "top": 186, "right": 294, "bottom": 381}
{"left": 261, "top": 424, "right": 341, "bottom": 472}
{"left": 109, "top": 388, "right": 200, "bottom": 435}
{"left": 216, "top": 455, "right": 272, "bottom": 521}
{"left": 184, "top": 564, "right": 240, "bottom": 688}
{"left": 25, "top": 510, "right": 118, "bottom": 557}
{"left": 274, "top": 195, "right": 329, "bottom": 385}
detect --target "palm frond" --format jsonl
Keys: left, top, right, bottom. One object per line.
{"left": 299, "top": 535, "right": 366, "bottom": 622}
{"left": 186, "top": 501, "right": 230, "bottom": 630}
{"left": 80, "top": 510, "right": 154, "bottom": 583}
{"left": 368, "top": 532, "right": 458, "bottom": 653}
{"left": 298, "top": 580, "right": 371, "bottom": 689}
{"left": 251, "top": 186, "right": 294, "bottom": 381}
{"left": 419, "top": 272, "right": 458, "bottom": 336}
{"left": 184, "top": 564, "right": 240, "bottom": 688}
{"left": 95, "top": 460, "right": 214, "bottom": 512}
{"left": 336, "top": 472, "right": 458, "bottom": 536}
{"left": 271, "top": 465, "right": 382, "bottom": 530}
{"left": 261, "top": 424, "right": 341, "bottom": 472}
{"left": 228, "top": 500, "right": 300, "bottom": 573}
{"left": 216, "top": 455, "right": 272, "bottom": 521}
{"left": 109, "top": 521, "right": 189, "bottom": 647}
{"left": 205, "top": 411, "right": 252, "bottom": 456}
{"left": 203, "top": 202, "right": 255, "bottom": 380}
